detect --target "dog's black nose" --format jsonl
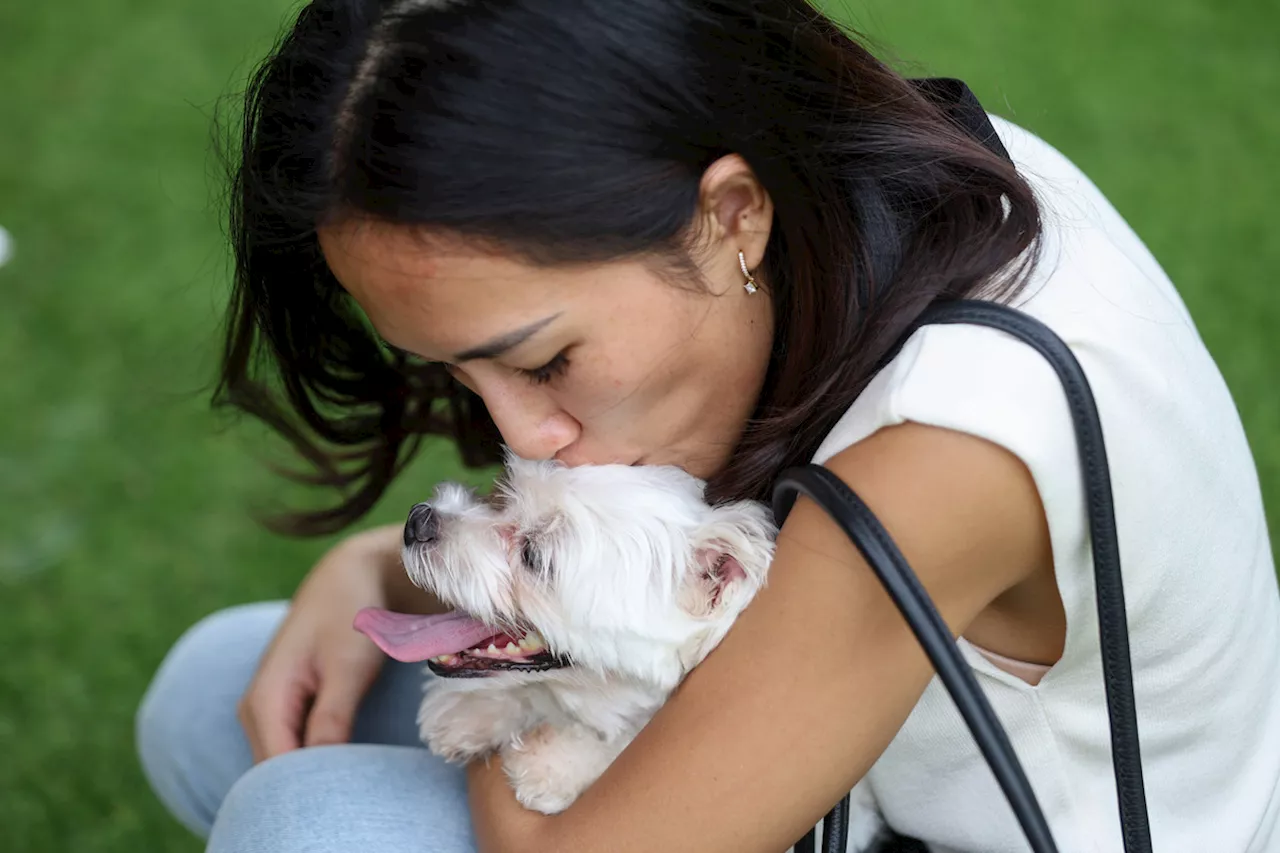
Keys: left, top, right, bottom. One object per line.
{"left": 404, "top": 504, "right": 439, "bottom": 547}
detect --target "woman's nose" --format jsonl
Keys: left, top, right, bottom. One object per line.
{"left": 480, "top": 382, "right": 580, "bottom": 461}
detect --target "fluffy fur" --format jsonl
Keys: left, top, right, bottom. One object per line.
{"left": 391, "top": 453, "right": 881, "bottom": 847}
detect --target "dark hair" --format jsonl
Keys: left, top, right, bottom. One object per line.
{"left": 216, "top": 0, "right": 1041, "bottom": 536}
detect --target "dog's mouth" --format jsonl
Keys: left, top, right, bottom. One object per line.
{"left": 353, "top": 608, "right": 569, "bottom": 679}
{"left": 423, "top": 629, "right": 564, "bottom": 678}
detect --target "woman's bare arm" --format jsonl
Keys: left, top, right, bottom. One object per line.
{"left": 468, "top": 421, "right": 1053, "bottom": 853}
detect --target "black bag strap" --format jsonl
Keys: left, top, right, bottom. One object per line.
{"left": 780, "top": 466, "right": 1056, "bottom": 853}
{"left": 778, "top": 300, "right": 1153, "bottom": 853}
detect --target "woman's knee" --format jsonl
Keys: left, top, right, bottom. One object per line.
{"left": 135, "top": 601, "right": 288, "bottom": 837}
{"left": 207, "top": 744, "right": 476, "bottom": 853}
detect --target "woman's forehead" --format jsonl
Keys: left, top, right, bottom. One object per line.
{"left": 316, "top": 219, "right": 649, "bottom": 358}
{"left": 317, "top": 223, "right": 548, "bottom": 355}
{"left": 318, "top": 220, "right": 518, "bottom": 291}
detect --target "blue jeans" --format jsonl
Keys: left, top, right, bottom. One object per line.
{"left": 135, "top": 602, "right": 478, "bottom": 852}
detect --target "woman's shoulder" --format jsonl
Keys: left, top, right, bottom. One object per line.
{"left": 822, "top": 113, "right": 1280, "bottom": 853}
{"left": 993, "top": 111, "right": 1203, "bottom": 347}
{"left": 816, "top": 112, "right": 1234, "bottom": 469}
{"left": 814, "top": 112, "right": 1276, "bottom": 697}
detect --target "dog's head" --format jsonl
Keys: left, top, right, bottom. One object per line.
{"left": 355, "top": 452, "right": 774, "bottom": 691}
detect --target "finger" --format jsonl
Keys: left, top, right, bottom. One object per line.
{"left": 304, "top": 657, "right": 380, "bottom": 748}
{"left": 236, "top": 697, "right": 265, "bottom": 764}
{"left": 241, "top": 680, "right": 310, "bottom": 762}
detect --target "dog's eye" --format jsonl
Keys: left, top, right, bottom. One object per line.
{"left": 519, "top": 536, "right": 554, "bottom": 579}
{"left": 521, "top": 537, "right": 539, "bottom": 571}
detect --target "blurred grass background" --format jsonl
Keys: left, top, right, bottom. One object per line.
{"left": 0, "top": 0, "right": 1275, "bottom": 850}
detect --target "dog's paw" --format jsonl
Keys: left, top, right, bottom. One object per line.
{"left": 417, "top": 685, "right": 530, "bottom": 764}
{"left": 420, "top": 727, "right": 494, "bottom": 765}
{"left": 502, "top": 724, "right": 619, "bottom": 815}
{"left": 512, "top": 774, "right": 579, "bottom": 815}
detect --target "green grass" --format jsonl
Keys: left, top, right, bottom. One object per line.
{"left": 0, "top": 1, "right": 1275, "bottom": 850}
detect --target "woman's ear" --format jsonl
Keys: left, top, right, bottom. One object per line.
{"left": 694, "top": 154, "right": 775, "bottom": 293}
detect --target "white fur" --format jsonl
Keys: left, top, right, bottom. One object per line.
{"left": 404, "top": 452, "right": 882, "bottom": 848}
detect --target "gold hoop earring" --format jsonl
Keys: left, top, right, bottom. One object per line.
{"left": 738, "top": 250, "right": 759, "bottom": 294}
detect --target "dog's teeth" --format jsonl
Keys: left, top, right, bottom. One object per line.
{"left": 439, "top": 654, "right": 454, "bottom": 664}
{"left": 522, "top": 631, "right": 545, "bottom": 650}
{"left": 487, "top": 643, "right": 499, "bottom": 655}
{"left": 504, "top": 642, "right": 520, "bottom": 655}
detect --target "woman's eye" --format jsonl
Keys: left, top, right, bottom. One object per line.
{"left": 517, "top": 351, "right": 570, "bottom": 386}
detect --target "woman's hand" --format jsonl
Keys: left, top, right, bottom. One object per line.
{"left": 237, "top": 523, "right": 446, "bottom": 763}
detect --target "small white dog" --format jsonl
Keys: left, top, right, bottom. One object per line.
{"left": 354, "top": 453, "right": 880, "bottom": 847}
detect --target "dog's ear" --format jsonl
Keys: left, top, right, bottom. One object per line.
{"left": 678, "top": 500, "right": 774, "bottom": 618}
{"left": 680, "top": 544, "right": 747, "bottom": 617}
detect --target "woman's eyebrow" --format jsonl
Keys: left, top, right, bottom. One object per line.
{"left": 452, "top": 313, "right": 561, "bottom": 362}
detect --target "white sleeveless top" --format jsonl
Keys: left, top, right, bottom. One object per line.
{"left": 811, "top": 115, "right": 1280, "bottom": 852}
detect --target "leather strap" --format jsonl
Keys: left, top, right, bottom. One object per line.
{"left": 779, "top": 300, "right": 1153, "bottom": 852}
{"left": 910, "top": 301, "right": 1153, "bottom": 850}
{"left": 776, "top": 465, "right": 1056, "bottom": 852}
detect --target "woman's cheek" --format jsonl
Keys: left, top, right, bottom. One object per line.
{"left": 562, "top": 372, "right": 647, "bottom": 428}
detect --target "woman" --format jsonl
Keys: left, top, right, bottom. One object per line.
{"left": 135, "top": 0, "right": 1280, "bottom": 850}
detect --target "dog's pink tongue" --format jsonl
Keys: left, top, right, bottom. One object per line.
{"left": 353, "top": 608, "right": 498, "bottom": 662}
